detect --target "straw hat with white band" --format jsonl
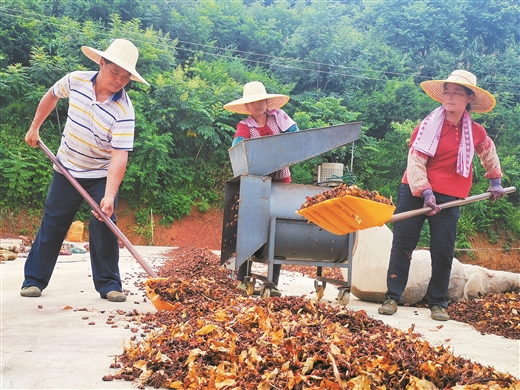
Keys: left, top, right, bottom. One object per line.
{"left": 81, "top": 39, "right": 149, "bottom": 86}
{"left": 420, "top": 70, "right": 495, "bottom": 113}
{"left": 223, "top": 81, "right": 289, "bottom": 114}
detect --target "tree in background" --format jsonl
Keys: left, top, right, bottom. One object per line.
{"left": 0, "top": 0, "right": 518, "bottom": 244}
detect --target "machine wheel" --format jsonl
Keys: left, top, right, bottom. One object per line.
{"left": 260, "top": 286, "right": 271, "bottom": 299}
{"left": 336, "top": 289, "right": 350, "bottom": 306}
{"left": 246, "top": 281, "right": 255, "bottom": 296}
{"left": 316, "top": 285, "right": 325, "bottom": 300}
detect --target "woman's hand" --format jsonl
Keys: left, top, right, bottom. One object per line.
{"left": 422, "top": 189, "right": 441, "bottom": 216}
{"left": 487, "top": 178, "right": 506, "bottom": 201}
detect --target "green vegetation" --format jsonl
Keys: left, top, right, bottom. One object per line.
{"left": 1, "top": 0, "right": 519, "bottom": 247}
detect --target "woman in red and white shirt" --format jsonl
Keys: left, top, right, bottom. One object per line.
{"left": 224, "top": 81, "right": 299, "bottom": 295}
{"left": 378, "top": 70, "right": 505, "bottom": 321}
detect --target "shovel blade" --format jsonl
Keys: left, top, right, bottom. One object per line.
{"left": 297, "top": 196, "right": 396, "bottom": 235}
{"left": 145, "top": 278, "right": 176, "bottom": 311}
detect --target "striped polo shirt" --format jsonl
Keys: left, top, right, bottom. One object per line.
{"left": 51, "top": 70, "right": 135, "bottom": 178}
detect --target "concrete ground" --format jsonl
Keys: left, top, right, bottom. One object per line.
{"left": 1, "top": 241, "right": 518, "bottom": 389}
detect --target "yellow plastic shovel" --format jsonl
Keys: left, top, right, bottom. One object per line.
{"left": 297, "top": 186, "right": 516, "bottom": 235}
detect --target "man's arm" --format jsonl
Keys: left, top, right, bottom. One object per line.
{"left": 101, "top": 149, "right": 128, "bottom": 216}
{"left": 96, "top": 149, "right": 129, "bottom": 219}
{"left": 25, "top": 89, "right": 59, "bottom": 147}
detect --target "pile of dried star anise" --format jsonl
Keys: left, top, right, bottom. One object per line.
{"left": 447, "top": 292, "right": 520, "bottom": 340}
{"left": 298, "top": 184, "right": 394, "bottom": 210}
{"left": 102, "top": 247, "right": 519, "bottom": 389}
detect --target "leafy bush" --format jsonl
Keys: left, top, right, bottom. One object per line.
{"left": 1, "top": 0, "right": 519, "bottom": 245}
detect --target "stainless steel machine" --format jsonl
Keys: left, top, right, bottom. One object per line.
{"left": 220, "top": 123, "right": 362, "bottom": 304}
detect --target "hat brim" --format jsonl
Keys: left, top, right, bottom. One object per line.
{"left": 223, "top": 94, "right": 289, "bottom": 114}
{"left": 81, "top": 46, "right": 149, "bottom": 86}
{"left": 420, "top": 80, "right": 495, "bottom": 113}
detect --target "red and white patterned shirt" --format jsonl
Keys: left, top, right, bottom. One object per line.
{"left": 403, "top": 119, "right": 502, "bottom": 198}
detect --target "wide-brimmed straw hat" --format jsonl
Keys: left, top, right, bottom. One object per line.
{"left": 420, "top": 70, "right": 495, "bottom": 113}
{"left": 81, "top": 39, "right": 149, "bottom": 86}
{"left": 223, "top": 81, "right": 289, "bottom": 114}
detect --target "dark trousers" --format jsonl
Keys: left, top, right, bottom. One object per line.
{"left": 385, "top": 184, "right": 460, "bottom": 308}
{"left": 22, "top": 171, "right": 122, "bottom": 297}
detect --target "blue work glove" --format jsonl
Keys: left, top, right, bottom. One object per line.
{"left": 422, "top": 189, "right": 441, "bottom": 216}
{"left": 487, "top": 178, "right": 506, "bottom": 202}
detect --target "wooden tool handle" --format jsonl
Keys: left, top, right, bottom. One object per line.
{"left": 389, "top": 186, "right": 516, "bottom": 222}
{"left": 38, "top": 140, "right": 159, "bottom": 278}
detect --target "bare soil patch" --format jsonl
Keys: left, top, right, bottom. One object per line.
{"left": 116, "top": 201, "right": 223, "bottom": 249}
{"left": 0, "top": 200, "right": 223, "bottom": 250}
{"left": 457, "top": 232, "right": 520, "bottom": 273}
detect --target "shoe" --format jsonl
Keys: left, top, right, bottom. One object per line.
{"left": 270, "top": 286, "right": 282, "bottom": 297}
{"left": 430, "top": 305, "right": 449, "bottom": 321}
{"left": 378, "top": 298, "right": 397, "bottom": 315}
{"left": 237, "top": 283, "right": 260, "bottom": 296}
{"left": 20, "top": 286, "right": 42, "bottom": 297}
{"left": 106, "top": 291, "right": 127, "bottom": 302}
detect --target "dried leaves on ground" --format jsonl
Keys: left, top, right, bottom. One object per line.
{"left": 103, "top": 247, "right": 519, "bottom": 389}
{"left": 447, "top": 292, "right": 520, "bottom": 340}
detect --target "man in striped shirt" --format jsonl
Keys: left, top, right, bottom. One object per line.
{"left": 21, "top": 39, "right": 149, "bottom": 302}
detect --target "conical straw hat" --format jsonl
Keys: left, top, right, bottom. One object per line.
{"left": 81, "top": 39, "right": 149, "bottom": 86}
{"left": 223, "top": 81, "right": 289, "bottom": 114}
{"left": 420, "top": 70, "right": 495, "bottom": 113}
